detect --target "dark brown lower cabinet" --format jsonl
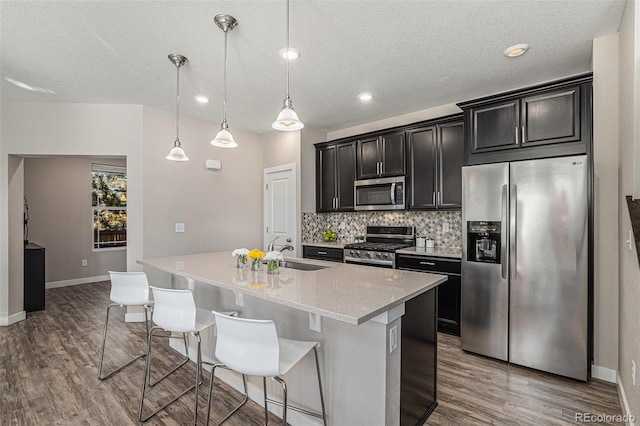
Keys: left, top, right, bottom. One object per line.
{"left": 302, "top": 245, "right": 344, "bottom": 263}
{"left": 397, "top": 254, "right": 461, "bottom": 336}
{"left": 24, "top": 243, "right": 45, "bottom": 312}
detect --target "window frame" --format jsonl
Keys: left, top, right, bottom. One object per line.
{"left": 92, "top": 163, "right": 127, "bottom": 252}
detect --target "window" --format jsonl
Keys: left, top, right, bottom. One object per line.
{"left": 92, "top": 163, "right": 127, "bottom": 250}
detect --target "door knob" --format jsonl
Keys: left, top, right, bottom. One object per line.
{"left": 286, "top": 238, "right": 292, "bottom": 243}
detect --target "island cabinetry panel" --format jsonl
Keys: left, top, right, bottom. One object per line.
{"left": 459, "top": 74, "right": 591, "bottom": 165}
{"left": 357, "top": 131, "right": 405, "bottom": 179}
{"left": 407, "top": 118, "right": 463, "bottom": 210}
{"left": 303, "top": 245, "right": 344, "bottom": 263}
{"left": 24, "top": 243, "right": 45, "bottom": 312}
{"left": 316, "top": 141, "right": 356, "bottom": 212}
{"left": 397, "top": 254, "right": 461, "bottom": 336}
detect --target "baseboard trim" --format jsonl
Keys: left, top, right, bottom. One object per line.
{"left": 617, "top": 372, "right": 638, "bottom": 426}
{"left": 591, "top": 364, "right": 617, "bottom": 383}
{"left": 124, "top": 312, "right": 147, "bottom": 323}
{"left": 0, "top": 311, "right": 26, "bottom": 326}
{"left": 46, "top": 275, "right": 109, "bottom": 289}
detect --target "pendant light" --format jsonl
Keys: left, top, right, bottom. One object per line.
{"left": 211, "top": 14, "right": 238, "bottom": 148}
{"left": 166, "top": 54, "right": 189, "bottom": 161}
{"left": 272, "top": 0, "right": 304, "bottom": 131}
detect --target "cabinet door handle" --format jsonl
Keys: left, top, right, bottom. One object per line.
{"left": 521, "top": 125, "right": 526, "bottom": 144}
{"left": 420, "top": 261, "right": 435, "bottom": 266}
{"left": 432, "top": 192, "right": 436, "bottom": 206}
{"left": 515, "top": 127, "right": 519, "bottom": 145}
{"left": 437, "top": 191, "right": 441, "bottom": 205}
{"left": 318, "top": 251, "right": 328, "bottom": 255}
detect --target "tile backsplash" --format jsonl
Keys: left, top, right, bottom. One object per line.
{"left": 302, "top": 211, "right": 462, "bottom": 249}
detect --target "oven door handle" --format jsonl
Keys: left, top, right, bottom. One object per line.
{"left": 344, "top": 256, "right": 394, "bottom": 267}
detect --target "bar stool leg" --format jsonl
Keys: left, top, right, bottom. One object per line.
{"left": 313, "top": 347, "right": 328, "bottom": 426}
{"left": 98, "top": 303, "right": 147, "bottom": 380}
{"left": 273, "top": 377, "right": 288, "bottom": 426}
{"left": 205, "top": 366, "right": 249, "bottom": 426}
{"left": 149, "top": 332, "right": 190, "bottom": 387}
{"left": 194, "top": 333, "right": 202, "bottom": 425}
{"left": 263, "top": 377, "right": 269, "bottom": 424}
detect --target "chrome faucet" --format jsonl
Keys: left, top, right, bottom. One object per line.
{"left": 268, "top": 236, "right": 294, "bottom": 253}
{"left": 267, "top": 236, "right": 280, "bottom": 252}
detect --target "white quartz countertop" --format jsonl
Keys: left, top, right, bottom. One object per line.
{"left": 138, "top": 251, "right": 446, "bottom": 325}
{"left": 396, "top": 246, "right": 462, "bottom": 259}
{"left": 301, "top": 241, "right": 346, "bottom": 249}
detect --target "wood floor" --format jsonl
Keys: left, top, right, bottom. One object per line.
{"left": 1, "top": 281, "right": 623, "bottom": 425}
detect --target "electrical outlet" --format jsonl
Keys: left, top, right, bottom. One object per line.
{"left": 339, "top": 221, "right": 346, "bottom": 230}
{"left": 389, "top": 325, "right": 398, "bottom": 353}
{"left": 81, "top": 259, "right": 87, "bottom": 267}
{"left": 632, "top": 360, "right": 636, "bottom": 386}
{"left": 309, "top": 312, "right": 322, "bottom": 333}
{"left": 175, "top": 223, "right": 185, "bottom": 233}
{"left": 443, "top": 222, "right": 450, "bottom": 233}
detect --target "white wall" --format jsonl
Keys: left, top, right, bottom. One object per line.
{"left": 24, "top": 157, "right": 127, "bottom": 282}
{"left": 1, "top": 103, "right": 143, "bottom": 323}
{"left": 617, "top": 0, "right": 640, "bottom": 419}
{"left": 592, "top": 34, "right": 620, "bottom": 372}
{"left": 142, "top": 106, "right": 264, "bottom": 259}
{"left": 327, "top": 103, "right": 461, "bottom": 140}
{"left": 6, "top": 156, "right": 24, "bottom": 322}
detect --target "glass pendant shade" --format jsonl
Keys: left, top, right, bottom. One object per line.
{"left": 166, "top": 53, "right": 189, "bottom": 162}
{"left": 272, "top": 103, "right": 304, "bottom": 131}
{"left": 211, "top": 124, "right": 238, "bottom": 148}
{"left": 273, "top": 0, "right": 304, "bottom": 132}
{"left": 212, "top": 14, "right": 238, "bottom": 148}
{"left": 166, "top": 143, "right": 189, "bottom": 161}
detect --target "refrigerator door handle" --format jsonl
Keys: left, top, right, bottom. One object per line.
{"left": 501, "top": 184, "right": 508, "bottom": 279}
{"left": 510, "top": 184, "right": 517, "bottom": 280}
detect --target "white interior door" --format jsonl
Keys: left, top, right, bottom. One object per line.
{"left": 264, "top": 164, "right": 297, "bottom": 257}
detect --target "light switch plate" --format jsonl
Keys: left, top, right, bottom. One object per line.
{"left": 443, "top": 222, "right": 450, "bottom": 233}
{"left": 389, "top": 325, "right": 398, "bottom": 353}
{"left": 175, "top": 223, "right": 185, "bottom": 233}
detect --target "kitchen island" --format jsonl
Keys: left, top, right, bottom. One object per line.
{"left": 139, "top": 251, "right": 446, "bottom": 426}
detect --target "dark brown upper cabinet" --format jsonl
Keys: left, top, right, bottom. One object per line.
{"left": 459, "top": 74, "right": 591, "bottom": 165}
{"left": 316, "top": 141, "right": 356, "bottom": 212}
{"left": 357, "top": 131, "right": 405, "bottom": 179}
{"left": 407, "top": 118, "right": 463, "bottom": 210}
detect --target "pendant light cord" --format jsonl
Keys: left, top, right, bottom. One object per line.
{"left": 223, "top": 29, "right": 228, "bottom": 125}
{"left": 175, "top": 62, "right": 181, "bottom": 145}
{"left": 285, "top": 0, "right": 290, "bottom": 100}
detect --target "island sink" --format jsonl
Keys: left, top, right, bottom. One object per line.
{"left": 279, "top": 260, "right": 328, "bottom": 271}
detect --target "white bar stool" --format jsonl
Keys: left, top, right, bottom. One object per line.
{"left": 206, "top": 311, "right": 327, "bottom": 426}
{"left": 98, "top": 271, "right": 153, "bottom": 380}
{"left": 139, "top": 287, "right": 240, "bottom": 424}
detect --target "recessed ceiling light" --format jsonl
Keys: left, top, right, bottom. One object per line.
{"left": 279, "top": 47, "right": 300, "bottom": 60}
{"left": 194, "top": 95, "right": 209, "bottom": 104}
{"left": 358, "top": 92, "right": 373, "bottom": 102}
{"left": 504, "top": 44, "right": 530, "bottom": 58}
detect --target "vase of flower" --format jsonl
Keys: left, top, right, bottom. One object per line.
{"left": 232, "top": 248, "right": 249, "bottom": 269}
{"left": 264, "top": 250, "right": 284, "bottom": 274}
{"left": 248, "top": 249, "right": 265, "bottom": 272}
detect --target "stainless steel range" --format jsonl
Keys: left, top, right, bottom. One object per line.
{"left": 343, "top": 226, "right": 415, "bottom": 268}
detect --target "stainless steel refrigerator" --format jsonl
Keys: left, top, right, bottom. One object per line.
{"left": 461, "top": 155, "right": 589, "bottom": 380}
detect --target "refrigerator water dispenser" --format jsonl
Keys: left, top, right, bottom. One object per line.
{"left": 466, "top": 221, "right": 501, "bottom": 264}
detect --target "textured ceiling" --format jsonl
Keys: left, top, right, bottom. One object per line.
{"left": 1, "top": 1, "right": 627, "bottom": 134}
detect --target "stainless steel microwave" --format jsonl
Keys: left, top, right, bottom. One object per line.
{"left": 354, "top": 176, "right": 405, "bottom": 211}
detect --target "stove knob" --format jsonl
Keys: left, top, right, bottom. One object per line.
{"left": 349, "top": 250, "right": 355, "bottom": 256}
{"left": 376, "top": 253, "right": 383, "bottom": 259}
{"left": 355, "top": 251, "right": 361, "bottom": 257}
{"left": 383, "top": 253, "right": 389, "bottom": 259}
{"left": 365, "top": 252, "right": 371, "bottom": 258}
